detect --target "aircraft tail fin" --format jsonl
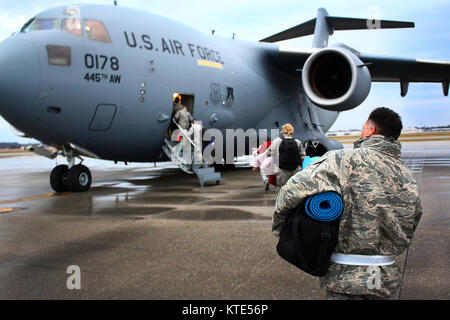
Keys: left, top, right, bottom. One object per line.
{"left": 259, "top": 8, "right": 414, "bottom": 48}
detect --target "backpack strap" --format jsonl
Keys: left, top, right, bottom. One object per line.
{"left": 318, "top": 223, "right": 333, "bottom": 267}
{"left": 291, "top": 213, "right": 309, "bottom": 269}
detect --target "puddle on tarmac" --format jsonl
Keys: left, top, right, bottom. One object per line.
{"left": 145, "top": 187, "right": 197, "bottom": 193}
{"left": 88, "top": 188, "right": 148, "bottom": 203}
{"left": 124, "top": 178, "right": 165, "bottom": 186}
{"left": 157, "top": 208, "right": 268, "bottom": 221}
{"left": 146, "top": 187, "right": 225, "bottom": 194}
{"left": 130, "top": 196, "right": 209, "bottom": 204}
{"left": 92, "top": 206, "right": 175, "bottom": 216}
{"left": 206, "top": 199, "right": 276, "bottom": 207}
{"left": 234, "top": 189, "right": 276, "bottom": 196}
{"left": 220, "top": 192, "right": 276, "bottom": 200}
{"left": 89, "top": 185, "right": 133, "bottom": 193}
{"left": 243, "top": 186, "right": 267, "bottom": 191}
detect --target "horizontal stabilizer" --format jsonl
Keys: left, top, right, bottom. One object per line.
{"left": 329, "top": 17, "right": 414, "bottom": 31}
{"left": 260, "top": 14, "right": 414, "bottom": 43}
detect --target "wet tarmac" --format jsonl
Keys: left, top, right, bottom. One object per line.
{"left": 0, "top": 141, "right": 449, "bottom": 299}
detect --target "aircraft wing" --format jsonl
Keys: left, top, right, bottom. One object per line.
{"left": 276, "top": 46, "right": 450, "bottom": 96}
{"left": 359, "top": 53, "right": 450, "bottom": 83}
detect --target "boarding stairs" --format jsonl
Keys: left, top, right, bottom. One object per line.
{"left": 162, "top": 121, "right": 223, "bottom": 187}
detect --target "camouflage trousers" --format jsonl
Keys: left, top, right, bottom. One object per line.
{"left": 276, "top": 168, "right": 300, "bottom": 190}
{"left": 325, "top": 291, "right": 396, "bottom": 300}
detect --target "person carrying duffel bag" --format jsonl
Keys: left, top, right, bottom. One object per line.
{"left": 272, "top": 107, "right": 423, "bottom": 300}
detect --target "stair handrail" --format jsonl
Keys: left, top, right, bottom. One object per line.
{"left": 172, "top": 119, "right": 196, "bottom": 147}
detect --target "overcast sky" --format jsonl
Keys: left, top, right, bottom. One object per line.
{"left": 0, "top": 0, "right": 449, "bottom": 143}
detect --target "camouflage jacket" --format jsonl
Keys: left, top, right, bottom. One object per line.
{"left": 272, "top": 135, "right": 423, "bottom": 297}
{"left": 174, "top": 108, "right": 193, "bottom": 130}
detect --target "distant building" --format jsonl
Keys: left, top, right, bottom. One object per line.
{"left": 428, "top": 127, "right": 450, "bottom": 132}
{"left": 326, "top": 129, "right": 361, "bottom": 137}
{"left": 327, "top": 126, "right": 434, "bottom": 136}
{"left": 402, "top": 127, "right": 424, "bottom": 133}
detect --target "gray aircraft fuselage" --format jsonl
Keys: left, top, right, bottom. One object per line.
{"left": 0, "top": 4, "right": 339, "bottom": 163}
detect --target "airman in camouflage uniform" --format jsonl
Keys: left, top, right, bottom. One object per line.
{"left": 272, "top": 108, "right": 423, "bottom": 299}
{"left": 174, "top": 106, "right": 193, "bottom": 130}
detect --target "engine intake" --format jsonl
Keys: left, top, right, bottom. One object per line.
{"left": 302, "top": 47, "right": 371, "bottom": 111}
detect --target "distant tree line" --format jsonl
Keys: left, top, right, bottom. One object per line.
{"left": 420, "top": 125, "right": 450, "bottom": 130}
{"left": 0, "top": 142, "right": 23, "bottom": 149}
{"left": 0, "top": 142, "right": 40, "bottom": 149}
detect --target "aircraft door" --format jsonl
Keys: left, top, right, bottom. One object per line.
{"left": 167, "top": 92, "right": 195, "bottom": 137}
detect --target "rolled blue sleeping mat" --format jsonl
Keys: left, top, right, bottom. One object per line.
{"left": 305, "top": 192, "right": 343, "bottom": 222}
{"left": 302, "top": 156, "right": 321, "bottom": 169}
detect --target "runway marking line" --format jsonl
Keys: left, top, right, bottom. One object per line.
{"left": 0, "top": 192, "right": 70, "bottom": 205}
{"left": 0, "top": 208, "right": 24, "bottom": 214}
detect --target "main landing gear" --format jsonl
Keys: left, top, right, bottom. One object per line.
{"left": 49, "top": 150, "right": 92, "bottom": 192}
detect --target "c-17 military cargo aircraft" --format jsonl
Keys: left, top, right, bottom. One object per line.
{"left": 0, "top": 4, "right": 448, "bottom": 192}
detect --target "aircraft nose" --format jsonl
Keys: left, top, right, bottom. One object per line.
{"left": 0, "top": 39, "right": 39, "bottom": 130}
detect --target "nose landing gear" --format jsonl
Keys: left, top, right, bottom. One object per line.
{"left": 49, "top": 149, "right": 92, "bottom": 192}
{"left": 50, "top": 164, "right": 92, "bottom": 192}
{"left": 50, "top": 164, "right": 69, "bottom": 192}
{"left": 67, "top": 164, "right": 92, "bottom": 192}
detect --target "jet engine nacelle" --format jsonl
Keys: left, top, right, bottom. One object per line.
{"left": 301, "top": 47, "right": 371, "bottom": 111}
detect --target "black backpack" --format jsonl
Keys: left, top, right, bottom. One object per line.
{"left": 279, "top": 138, "right": 301, "bottom": 170}
{"left": 276, "top": 201, "right": 341, "bottom": 277}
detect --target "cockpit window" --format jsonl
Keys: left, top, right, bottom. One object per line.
{"left": 61, "top": 18, "right": 83, "bottom": 37}
{"left": 18, "top": 14, "right": 111, "bottom": 44}
{"left": 21, "top": 18, "right": 58, "bottom": 33}
{"left": 84, "top": 20, "right": 111, "bottom": 43}
{"left": 20, "top": 18, "right": 35, "bottom": 32}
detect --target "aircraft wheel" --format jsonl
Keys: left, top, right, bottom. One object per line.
{"left": 50, "top": 165, "right": 69, "bottom": 192}
{"left": 67, "top": 164, "right": 92, "bottom": 192}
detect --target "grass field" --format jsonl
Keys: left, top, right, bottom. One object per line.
{"left": 0, "top": 149, "right": 34, "bottom": 157}
{"left": 0, "top": 149, "right": 29, "bottom": 154}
